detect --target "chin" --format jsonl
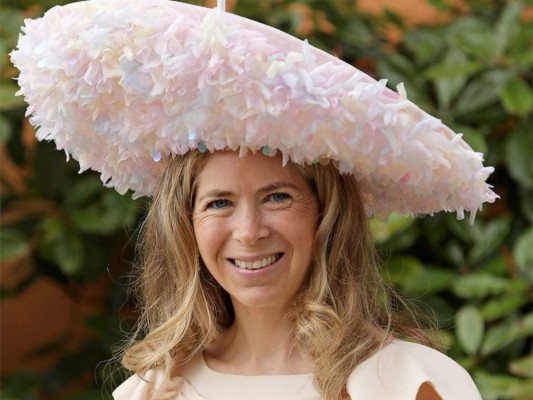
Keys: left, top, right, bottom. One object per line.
{"left": 230, "top": 290, "right": 292, "bottom": 310}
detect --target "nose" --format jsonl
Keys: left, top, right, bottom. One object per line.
{"left": 232, "top": 204, "right": 269, "bottom": 244}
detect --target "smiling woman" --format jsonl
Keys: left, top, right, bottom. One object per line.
{"left": 193, "top": 152, "right": 318, "bottom": 315}
{"left": 10, "top": 0, "right": 497, "bottom": 398}
{"left": 116, "top": 149, "right": 482, "bottom": 400}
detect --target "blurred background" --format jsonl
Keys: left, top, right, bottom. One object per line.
{"left": 0, "top": 0, "right": 531, "bottom": 399}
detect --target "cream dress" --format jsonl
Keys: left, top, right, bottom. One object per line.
{"left": 112, "top": 341, "right": 482, "bottom": 400}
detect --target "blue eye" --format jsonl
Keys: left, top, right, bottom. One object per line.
{"left": 207, "top": 199, "right": 230, "bottom": 209}
{"left": 269, "top": 192, "right": 290, "bottom": 203}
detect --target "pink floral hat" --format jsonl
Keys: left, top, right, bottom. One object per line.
{"left": 10, "top": 0, "right": 497, "bottom": 220}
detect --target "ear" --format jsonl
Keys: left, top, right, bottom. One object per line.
{"left": 416, "top": 381, "right": 443, "bottom": 400}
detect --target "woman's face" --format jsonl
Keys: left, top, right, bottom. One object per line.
{"left": 192, "top": 151, "right": 319, "bottom": 311}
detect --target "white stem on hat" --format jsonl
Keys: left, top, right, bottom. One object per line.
{"left": 217, "top": 0, "right": 226, "bottom": 11}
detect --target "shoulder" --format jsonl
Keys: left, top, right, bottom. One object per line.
{"left": 112, "top": 368, "right": 202, "bottom": 400}
{"left": 346, "top": 340, "right": 481, "bottom": 400}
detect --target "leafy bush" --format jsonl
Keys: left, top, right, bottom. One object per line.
{"left": 371, "top": 1, "right": 532, "bottom": 398}
{"left": 0, "top": 0, "right": 531, "bottom": 399}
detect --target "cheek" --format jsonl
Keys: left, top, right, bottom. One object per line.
{"left": 193, "top": 224, "right": 208, "bottom": 250}
{"left": 193, "top": 219, "right": 224, "bottom": 262}
{"left": 287, "top": 207, "right": 318, "bottom": 239}
{"left": 296, "top": 217, "right": 318, "bottom": 261}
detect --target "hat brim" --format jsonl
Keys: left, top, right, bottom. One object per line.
{"left": 10, "top": 0, "right": 497, "bottom": 219}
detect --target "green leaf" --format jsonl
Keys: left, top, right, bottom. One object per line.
{"left": 384, "top": 256, "right": 423, "bottom": 285}
{"left": 445, "top": 240, "right": 466, "bottom": 266}
{"left": 0, "top": 113, "right": 12, "bottom": 144}
{"left": 429, "top": 50, "right": 478, "bottom": 110}
{"left": 38, "top": 217, "right": 84, "bottom": 276}
{"left": 481, "top": 319, "right": 519, "bottom": 356}
{"left": 447, "top": 215, "right": 510, "bottom": 264}
{"left": 516, "top": 312, "right": 533, "bottom": 339}
{"left": 376, "top": 54, "right": 429, "bottom": 109}
{"left": 0, "top": 230, "right": 29, "bottom": 261}
{"left": 55, "top": 235, "right": 84, "bottom": 276}
{"left": 509, "top": 354, "right": 533, "bottom": 378}
{"left": 70, "top": 190, "right": 138, "bottom": 235}
{"left": 505, "top": 123, "right": 533, "bottom": 188}
{"left": 446, "top": 214, "right": 480, "bottom": 243}
{"left": 447, "top": 17, "right": 498, "bottom": 59}
{"left": 475, "top": 370, "right": 533, "bottom": 400}
{"left": 453, "top": 70, "right": 511, "bottom": 116}
{"left": 426, "top": 296, "right": 457, "bottom": 329}
{"left": 502, "top": 77, "right": 533, "bottom": 116}
{"left": 65, "top": 175, "right": 106, "bottom": 207}
{"left": 520, "top": 187, "right": 533, "bottom": 223}
{"left": 513, "top": 228, "right": 533, "bottom": 281}
{"left": 378, "top": 224, "right": 419, "bottom": 252}
{"left": 452, "top": 273, "right": 527, "bottom": 299}
{"left": 508, "top": 20, "right": 533, "bottom": 61}
{"left": 481, "top": 313, "right": 533, "bottom": 356}
{"left": 427, "top": 0, "right": 453, "bottom": 11}
{"left": 481, "top": 295, "right": 530, "bottom": 321}
{"left": 0, "top": 38, "right": 7, "bottom": 69}
{"left": 468, "top": 216, "right": 512, "bottom": 264}
{"left": 337, "top": 20, "right": 375, "bottom": 49}
{"left": 0, "top": 371, "right": 40, "bottom": 399}
{"left": 404, "top": 29, "right": 444, "bottom": 66}
{"left": 425, "top": 60, "right": 484, "bottom": 80}
{"left": 370, "top": 213, "right": 415, "bottom": 243}
{"left": 0, "top": 7, "right": 25, "bottom": 49}
{"left": 456, "top": 305, "right": 484, "bottom": 355}
{"left": 402, "top": 267, "right": 455, "bottom": 295}
{"left": 377, "top": 53, "right": 418, "bottom": 83}
{"left": 478, "top": 254, "right": 507, "bottom": 276}
{"left": 383, "top": 8, "right": 405, "bottom": 30}
{"left": 509, "top": 49, "right": 533, "bottom": 67}
{"left": 370, "top": 214, "right": 420, "bottom": 252}
{"left": 0, "top": 83, "right": 26, "bottom": 112}
{"left": 494, "top": 1, "right": 523, "bottom": 56}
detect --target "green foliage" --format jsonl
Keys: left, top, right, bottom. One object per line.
{"left": 372, "top": 1, "right": 533, "bottom": 398}
{"left": 0, "top": 0, "right": 531, "bottom": 399}
{"left": 0, "top": 2, "right": 137, "bottom": 397}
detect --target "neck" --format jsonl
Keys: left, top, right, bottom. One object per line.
{"left": 205, "top": 301, "right": 312, "bottom": 375}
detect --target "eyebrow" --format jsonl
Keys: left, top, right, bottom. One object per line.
{"left": 196, "top": 182, "right": 301, "bottom": 204}
{"left": 259, "top": 182, "right": 300, "bottom": 193}
{"left": 196, "top": 190, "right": 233, "bottom": 204}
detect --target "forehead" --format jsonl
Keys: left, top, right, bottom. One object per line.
{"left": 196, "top": 151, "right": 307, "bottom": 190}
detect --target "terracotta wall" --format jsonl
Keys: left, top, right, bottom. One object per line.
{"left": 358, "top": 0, "right": 464, "bottom": 25}
{"left": 1, "top": 264, "right": 73, "bottom": 372}
{"left": 1, "top": 262, "right": 108, "bottom": 373}
{"left": 1, "top": 0, "right": 457, "bottom": 376}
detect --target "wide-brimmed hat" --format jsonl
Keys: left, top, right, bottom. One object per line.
{"left": 10, "top": 0, "right": 497, "bottom": 220}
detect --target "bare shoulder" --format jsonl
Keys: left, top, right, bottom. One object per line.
{"left": 112, "top": 355, "right": 195, "bottom": 400}
{"left": 346, "top": 341, "right": 482, "bottom": 400}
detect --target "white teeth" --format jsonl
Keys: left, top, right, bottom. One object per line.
{"left": 234, "top": 254, "right": 279, "bottom": 270}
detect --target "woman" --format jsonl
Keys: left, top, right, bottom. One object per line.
{"left": 114, "top": 149, "right": 483, "bottom": 399}
{"left": 11, "top": 0, "right": 496, "bottom": 398}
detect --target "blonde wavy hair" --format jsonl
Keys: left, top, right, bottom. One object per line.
{"left": 121, "top": 150, "right": 435, "bottom": 399}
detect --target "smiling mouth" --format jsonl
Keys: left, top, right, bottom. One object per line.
{"left": 230, "top": 253, "right": 283, "bottom": 270}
